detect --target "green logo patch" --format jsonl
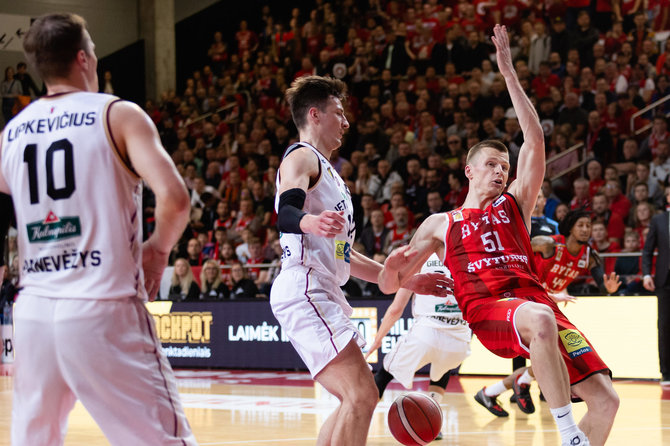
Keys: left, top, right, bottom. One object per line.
{"left": 27, "top": 212, "right": 81, "bottom": 243}
{"left": 435, "top": 303, "right": 460, "bottom": 313}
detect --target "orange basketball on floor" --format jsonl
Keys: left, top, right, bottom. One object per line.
{"left": 387, "top": 392, "right": 443, "bottom": 445}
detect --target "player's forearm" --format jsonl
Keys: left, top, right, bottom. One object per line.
{"left": 150, "top": 188, "right": 190, "bottom": 254}
{"left": 373, "top": 299, "right": 406, "bottom": 346}
{"left": 506, "top": 84, "right": 544, "bottom": 144}
{"left": 504, "top": 73, "right": 543, "bottom": 144}
{"left": 351, "top": 249, "right": 384, "bottom": 283}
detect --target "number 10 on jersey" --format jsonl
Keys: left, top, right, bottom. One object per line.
{"left": 23, "top": 139, "right": 76, "bottom": 204}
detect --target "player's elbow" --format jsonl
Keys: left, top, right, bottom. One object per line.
{"left": 525, "top": 127, "right": 545, "bottom": 147}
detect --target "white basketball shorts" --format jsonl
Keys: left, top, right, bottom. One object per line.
{"left": 383, "top": 316, "right": 471, "bottom": 389}
{"left": 271, "top": 268, "right": 365, "bottom": 377}
{"left": 11, "top": 294, "right": 196, "bottom": 446}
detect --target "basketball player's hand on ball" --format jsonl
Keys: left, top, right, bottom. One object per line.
{"left": 301, "top": 210, "right": 346, "bottom": 237}
{"left": 404, "top": 273, "right": 454, "bottom": 298}
{"left": 142, "top": 240, "right": 170, "bottom": 301}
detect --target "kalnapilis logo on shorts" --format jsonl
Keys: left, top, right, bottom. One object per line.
{"left": 335, "top": 240, "right": 351, "bottom": 263}
{"left": 26, "top": 211, "right": 81, "bottom": 243}
{"left": 559, "top": 329, "right": 592, "bottom": 358}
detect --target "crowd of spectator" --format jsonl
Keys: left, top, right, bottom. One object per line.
{"left": 3, "top": 0, "right": 670, "bottom": 302}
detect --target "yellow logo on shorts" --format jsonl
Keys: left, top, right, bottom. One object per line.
{"left": 335, "top": 240, "right": 351, "bottom": 263}
{"left": 559, "top": 329, "right": 592, "bottom": 358}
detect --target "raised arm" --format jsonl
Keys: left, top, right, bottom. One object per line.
{"left": 493, "top": 25, "right": 545, "bottom": 222}
{"left": 365, "top": 288, "right": 413, "bottom": 359}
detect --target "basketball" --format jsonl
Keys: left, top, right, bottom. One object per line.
{"left": 387, "top": 392, "right": 443, "bottom": 445}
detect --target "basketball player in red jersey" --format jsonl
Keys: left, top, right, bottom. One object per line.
{"left": 387, "top": 25, "right": 619, "bottom": 446}
{"left": 475, "top": 209, "right": 621, "bottom": 418}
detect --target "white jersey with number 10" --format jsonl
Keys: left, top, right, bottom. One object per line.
{"left": 1, "top": 92, "right": 145, "bottom": 300}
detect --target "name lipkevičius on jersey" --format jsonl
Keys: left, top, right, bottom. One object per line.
{"left": 6, "top": 111, "right": 96, "bottom": 142}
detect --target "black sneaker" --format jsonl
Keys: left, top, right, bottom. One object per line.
{"left": 512, "top": 377, "right": 535, "bottom": 414}
{"left": 539, "top": 391, "right": 546, "bottom": 402}
{"left": 475, "top": 388, "right": 509, "bottom": 417}
{"left": 510, "top": 393, "right": 517, "bottom": 403}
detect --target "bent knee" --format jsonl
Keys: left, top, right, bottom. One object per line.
{"left": 518, "top": 303, "right": 557, "bottom": 338}
{"left": 342, "top": 378, "right": 379, "bottom": 410}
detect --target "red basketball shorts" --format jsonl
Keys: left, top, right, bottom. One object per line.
{"left": 466, "top": 295, "right": 610, "bottom": 385}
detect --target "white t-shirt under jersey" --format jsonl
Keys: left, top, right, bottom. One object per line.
{"left": 1, "top": 91, "right": 145, "bottom": 300}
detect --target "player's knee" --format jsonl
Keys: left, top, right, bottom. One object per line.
{"left": 582, "top": 379, "right": 619, "bottom": 420}
{"left": 598, "top": 386, "right": 620, "bottom": 419}
{"left": 347, "top": 383, "right": 378, "bottom": 414}
{"left": 523, "top": 304, "right": 557, "bottom": 339}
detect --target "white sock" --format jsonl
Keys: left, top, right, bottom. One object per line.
{"left": 428, "top": 391, "right": 443, "bottom": 404}
{"left": 550, "top": 404, "right": 584, "bottom": 443}
{"left": 518, "top": 369, "right": 533, "bottom": 385}
{"left": 484, "top": 380, "right": 508, "bottom": 397}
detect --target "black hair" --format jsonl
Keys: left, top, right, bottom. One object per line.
{"left": 558, "top": 208, "right": 592, "bottom": 237}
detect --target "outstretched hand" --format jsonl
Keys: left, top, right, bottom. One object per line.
{"left": 603, "top": 272, "right": 622, "bottom": 294}
{"left": 491, "top": 24, "right": 515, "bottom": 79}
{"left": 385, "top": 244, "right": 419, "bottom": 271}
{"left": 403, "top": 272, "right": 454, "bottom": 297}
{"left": 547, "top": 290, "right": 577, "bottom": 307}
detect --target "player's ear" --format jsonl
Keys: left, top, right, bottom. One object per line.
{"left": 308, "top": 106, "right": 319, "bottom": 123}
{"left": 464, "top": 164, "right": 473, "bottom": 181}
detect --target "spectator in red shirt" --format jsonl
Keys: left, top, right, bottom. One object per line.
{"left": 604, "top": 179, "right": 632, "bottom": 222}
{"left": 383, "top": 206, "right": 414, "bottom": 254}
{"left": 570, "top": 177, "right": 592, "bottom": 210}
{"left": 245, "top": 237, "right": 270, "bottom": 287}
{"left": 531, "top": 62, "right": 561, "bottom": 99}
{"left": 235, "top": 20, "right": 258, "bottom": 57}
{"left": 592, "top": 192, "right": 626, "bottom": 244}
{"left": 586, "top": 159, "right": 606, "bottom": 197}
{"left": 591, "top": 220, "right": 620, "bottom": 275}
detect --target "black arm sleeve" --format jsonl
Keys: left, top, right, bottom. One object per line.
{"left": 0, "top": 193, "right": 13, "bottom": 267}
{"left": 277, "top": 188, "right": 307, "bottom": 234}
{"left": 590, "top": 264, "right": 608, "bottom": 295}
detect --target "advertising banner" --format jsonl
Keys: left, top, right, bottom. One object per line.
{"left": 146, "top": 300, "right": 416, "bottom": 371}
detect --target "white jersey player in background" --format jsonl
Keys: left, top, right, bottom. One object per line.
{"left": 271, "top": 75, "right": 448, "bottom": 446}
{"left": 366, "top": 254, "right": 469, "bottom": 438}
{"left": 0, "top": 13, "right": 196, "bottom": 445}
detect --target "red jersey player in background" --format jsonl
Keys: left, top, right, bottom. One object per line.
{"left": 385, "top": 25, "right": 619, "bottom": 446}
{"left": 475, "top": 209, "right": 621, "bottom": 417}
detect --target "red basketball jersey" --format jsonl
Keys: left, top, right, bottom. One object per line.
{"left": 443, "top": 193, "right": 546, "bottom": 320}
{"left": 535, "top": 234, "right": 591, "bottom": 293}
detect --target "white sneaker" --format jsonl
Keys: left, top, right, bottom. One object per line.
{"left": 562, "top": 433, "right": 590, "bottom": 446}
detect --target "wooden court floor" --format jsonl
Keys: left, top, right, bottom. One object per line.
{"left": 1, "top": 368, "right": 669, "bottom": 445}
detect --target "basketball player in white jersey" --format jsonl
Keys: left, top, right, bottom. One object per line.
{"left": 271, "top": 75, "right": 448, "bottom": 446}
{"left": 366, "top": 254, "right": 469, "bottom": 438}
{"left": 0, "top": 13, "right": 196, "bottom": 445}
